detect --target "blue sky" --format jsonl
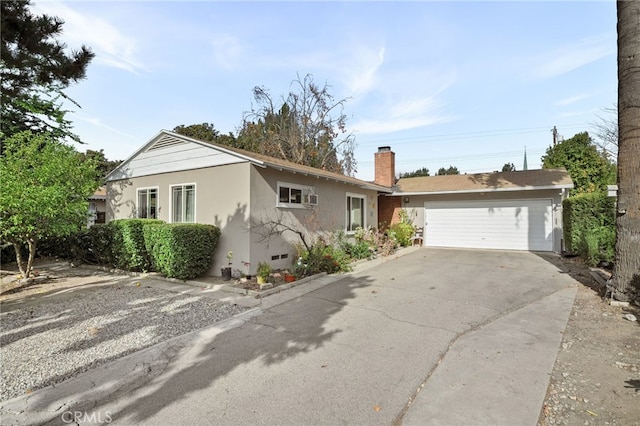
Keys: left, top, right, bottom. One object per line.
{"left": 34, "top": 0, "right": 617, "bottom": 181}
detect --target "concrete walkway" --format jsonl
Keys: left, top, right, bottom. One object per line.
{"left": 0, "top": 248, "right": 577, "bottom": 425}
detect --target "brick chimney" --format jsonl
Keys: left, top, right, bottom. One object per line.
{"left": 374, "top": 146, "right": 395, "bottom": 187}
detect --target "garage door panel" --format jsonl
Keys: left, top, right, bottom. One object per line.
{"left": 424, "top": 199, "right": 553, "bottom": 251}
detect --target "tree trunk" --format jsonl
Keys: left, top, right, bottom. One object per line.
{"left": 612, "top": 0, "right": 640, "bottom": 302}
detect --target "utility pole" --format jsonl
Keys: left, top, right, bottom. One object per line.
{"left": 551, "top": 126, "right": 558, "bottom": 146}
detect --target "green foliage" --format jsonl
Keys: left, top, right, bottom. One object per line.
{"left": 172, "top": 122, "right": 237, "bottom": 146}
{"left": 354, "top": 226, "right": 397, "bottom": 257}
{"left": 502, "top": 163, "right": 516, "bottom": 172}
{"left": 563, "top": 193, "right": 616, "bottom": 266}
{"left": 399, "top": 167, "right": 430, "bottom": 178}
{"left": 257, "top": 261, "right": 272, "bottom": 280}
{"left": 82, "top": 224, "right": 115, "bottom": 265}
{"left": 110, "top": 219, "right": 164, "bottom": 272}
{"left": 0, "top": 131, "right": 100, "bottom": 276}
{"left": 1, "top": 0, "right": 94, "bottom": 140}
{"left": 143, "top": 223, "right": 220, "bottom": 280}
{"left": 238, "top": 74, "right": 356, "bottom": 175}
{"left": 436, "top": 165, "right": 460, "bottom": 175}
{"left": 388, "top": 209, "right": 416, "bottom": 247}
{"left": 541, "top": 132, "right": 616, "bottom": 195}
{"left": 78, "top": 149, "right": 122, "bottom": 179}
{"left": 294, "top": 238, "right": 352, "bottom": 278}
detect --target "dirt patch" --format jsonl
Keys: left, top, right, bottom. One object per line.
{"left": 1, "top": 259, "right": 133, "bottom": 303}
{"left": 538, "top": 257, "right": 640, "bottom": 425}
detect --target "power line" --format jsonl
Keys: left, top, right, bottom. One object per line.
{"left": 358, "top": 148, "right": 546, "bottom": 166}
{"left": 355, "top": 124, "right": 588, "bottom": 147}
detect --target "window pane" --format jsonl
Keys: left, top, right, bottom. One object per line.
{"left": 291, "top": 188, "right": 302, "bottom": 204}
{"left": 348, "top": 196, "right": 364, "bottom": 231}
{"left": 173, "top": 187, "right": 182, "bottom": 222}
{"left": 185, "top": 185, "right": 195, "bottom": 222}
{"left": 149, "top": 189, "right": 157, "bottom": 219}
{"left": 138, "top": 191, "right": 148, "bottom": 218}
{"left": 279, "top": 186, "right": 289, "bottom": 203}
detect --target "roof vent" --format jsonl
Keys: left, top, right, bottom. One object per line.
{"left": 147, "top": 134, "right": 187, "bottom": 151}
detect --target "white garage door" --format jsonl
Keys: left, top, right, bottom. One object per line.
{"left": 424, "top": 199, "right": 553, "bottom": 251}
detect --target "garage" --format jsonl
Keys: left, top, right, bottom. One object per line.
{"left": 424, "top": 199, "right": 554, "bottom": 252}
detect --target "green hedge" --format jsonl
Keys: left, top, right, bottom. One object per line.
{"left": 143, "top": 223, "right": 220, "bottom": 280}
{"left": 563, "top": 192, "right": 615, "bottom": 265}
{"left": 110, "top": 219, "right": 164, "bottom": 271}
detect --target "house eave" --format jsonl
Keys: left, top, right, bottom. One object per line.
{"left": 262, "top": 162, "right": 392, "bottom": 193}
{"left": 390, "top": 184, "right": 574, "bottom": 196}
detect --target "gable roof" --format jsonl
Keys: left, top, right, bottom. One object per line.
{"left": 394, "top": 168, "right": 573, "bottom": 195}
{"left": 105, "top": 130, "right": 391, "bottom": 193}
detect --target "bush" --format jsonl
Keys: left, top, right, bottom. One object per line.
{"left": 580, "top": 226, "right": 615, "bottom": 267}
{"left": 110, "top": 219, "right": 164, "bottom": 271}
{"left": 144, "top": 223, "right": 220, "bottom": 280}
{"left": 294, "top": 238, "right": 352, "bottom": 278}
{"left": 389, "top": 222, "right": 414, "bottom": 247}
{"left": 563, "top": 192, "right": 616, "bottom": 266}
{"left": 82, "top": 224, "right": 115, "bottom": 265}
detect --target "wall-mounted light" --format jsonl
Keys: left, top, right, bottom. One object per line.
{"left": 404, "top": 197, "right": 410, "bottom": 203}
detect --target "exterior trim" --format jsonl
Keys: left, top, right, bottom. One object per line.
{"left": 391, "top": 184, "right": 573, "bottom": 197}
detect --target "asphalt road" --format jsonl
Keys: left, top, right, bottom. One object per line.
{"left": 7, "top": 248, "right": 578, "bottom": 425}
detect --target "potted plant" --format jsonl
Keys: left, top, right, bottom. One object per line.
{"left": 221, "top": 251, "right": 233, "bottom": 281}
{"left": 257, "top": 261, "right": 272, "bottom": 285}
{"left": 241, "top": 260, "right": 251, "bottom": 280}
{"left": 283, "top": 270, "right": 296, "bottom": 283}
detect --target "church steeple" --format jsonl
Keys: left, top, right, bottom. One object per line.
{"left": 523, "top": 146, "right": 528, "bottom": 171}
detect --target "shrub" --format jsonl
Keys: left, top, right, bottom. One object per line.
{"left": 83, "top": 224, "right": 114, "bottom": 265}
{"left": 110, "top": 219, "right": 164, "bottom": 271}
{"left": 563, "top": 192, "right": 615, "bottom": 266}
{"left": 294, "top": 238, "right": 352, "bottom": 278}
{"left": 144, "top": 223, "right": 220, "bottom": 280}
{"left": 389, "top": 222, "right": 414, "bottom": 247}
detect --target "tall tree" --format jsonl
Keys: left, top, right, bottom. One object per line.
{"left": 501, "top": 163, "right": 516, "bottom": 172}
{"left": 0, "top": 132, "right": 100, "bottom": 277}
{"left": 238, "top": 74, "right": 357, "bottom": 175}
{"left": 173, "top": 123, "right": 237, "bottom": 146}
{"left": 78, "top": 149, "right": 122, "bottom": 180}
{"left": 1, "top": 0, "right": 94, "bottom": 141}
{"left": 399, "top": 167, "right": 430, "bottom": 178}
{"left": 541, "top": 132, "right": 616, "bottom": 195}
{"left": 436, "top": 165, "right": 460, "bottom": 175}
{"left": 611, "top": 0, "right": 640, "bottom": 302}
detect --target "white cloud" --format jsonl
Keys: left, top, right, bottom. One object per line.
{"left": 530, "top": 34, "right": 614, "bottom": 80}
{"left": 344, "top": 47, "right": 386, "bottom": 97}
{"left": 79, "top": 117, "right": 137, "bottom": 140}
{"left": 555, "top": 93, "right": 591, "bottom": 106}
{"left": 33, "top": 2, "right": 144, "bottom": 74}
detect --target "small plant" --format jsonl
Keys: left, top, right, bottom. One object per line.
{"left": 226, "top": 250, "right": 233, "bottom": 266}
{"left": 257, "top": 261, "right": 272, "bottom": 281}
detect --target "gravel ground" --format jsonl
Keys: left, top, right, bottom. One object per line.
{"left": 537, "top": 257, "right": 640, "bottom": 426}
{"left": 0, "top": 282, "right": 248, "bottom": 402}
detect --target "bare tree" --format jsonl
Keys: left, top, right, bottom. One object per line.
{"left": 592, "top": 104, "right": 618, "bottom": 159}
{"left": 611, "top": 0, "right": 640, "bottom": 302}
{"left": 240, "top": 74, "right": 357, "bottom": 176}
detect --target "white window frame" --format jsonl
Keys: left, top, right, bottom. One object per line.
{"left": 346, "top": 192, "right": 366, "bottom": 233}
{"left": 136, "top": 187, "right": 159, "bottom": 219}
{"left": 277, "top": 181, "right": 316, "bottom": 209}
{"left": 170, "top": 183, "right": 196, "bottom": 223}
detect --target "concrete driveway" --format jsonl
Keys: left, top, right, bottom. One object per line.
{"left": 6, "top": 248, "right": 578, "bottom": 425}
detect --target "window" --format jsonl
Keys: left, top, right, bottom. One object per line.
{"left": 171, "top": 184, "right": 195, "bottom": 223}
{"left": 346, "top": 193, "right": 366, "bottom": 232}
{"left": 277, "top": 182, "right": 315, "bottom": 208}
{"left": 137, "top": 188, "right": 158, "bottom": 219}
